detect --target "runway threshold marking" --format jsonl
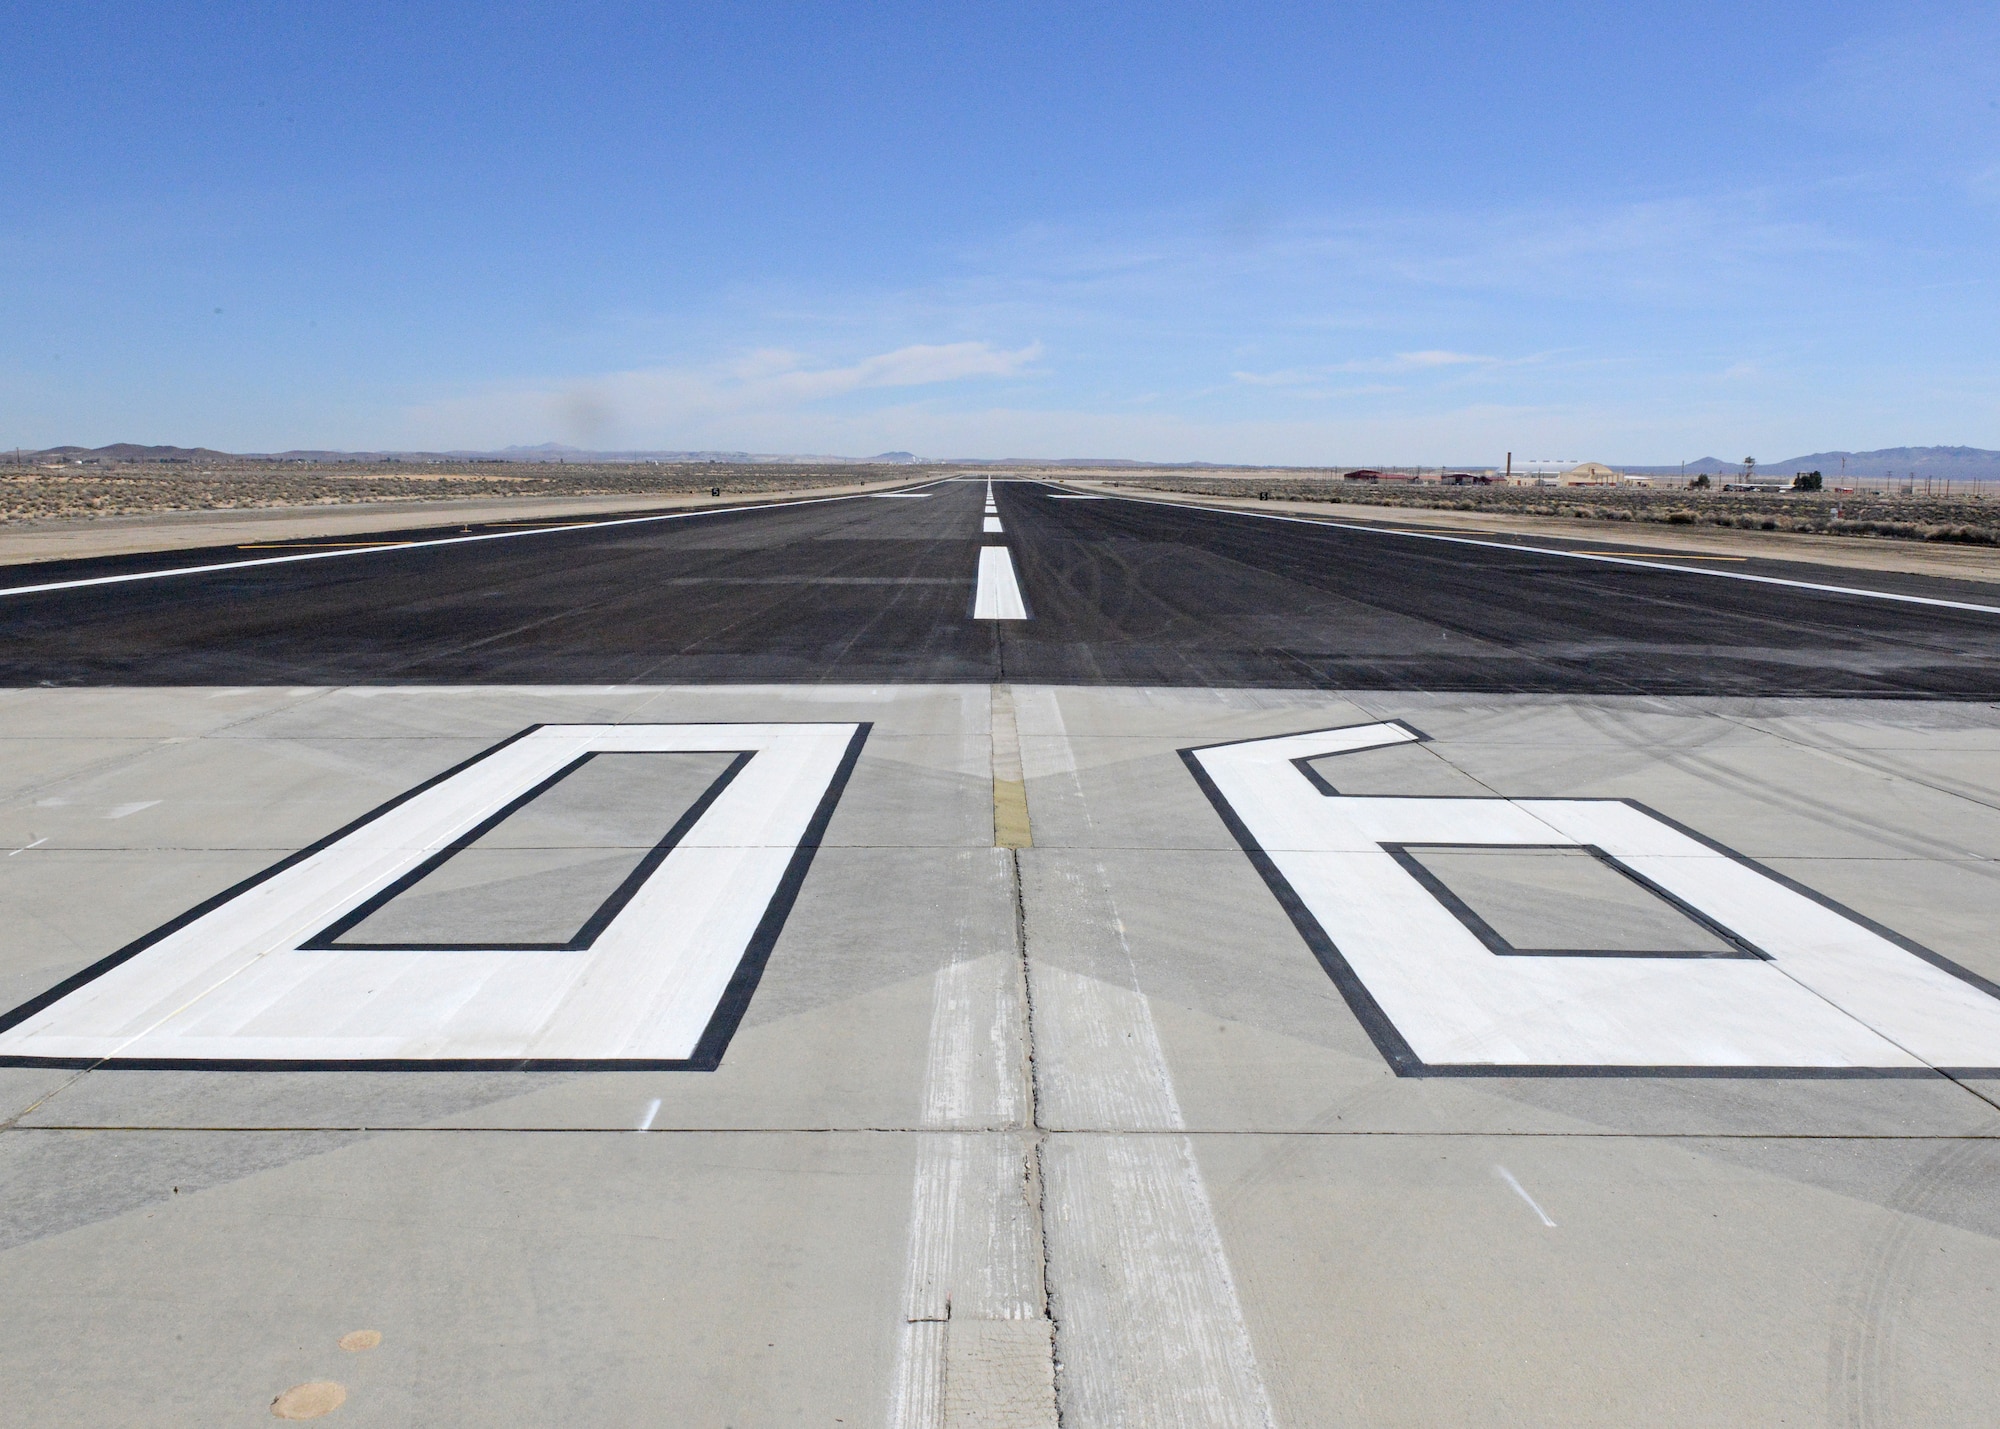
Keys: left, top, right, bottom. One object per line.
{"left": 973, "top": 547, "right": 1029, "bottom": 620}
{"left": 0, "top": 480, "right": 950, "bottom": 599}
{"left": 1186, "top": 720, "right": 2000, "bottom": 1073}
{"left": 1072, "top": 490, "right": 2000, "bottom": 616}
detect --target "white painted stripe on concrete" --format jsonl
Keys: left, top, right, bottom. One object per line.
{"left": 974, "top": 548, "right": 1029, "bottom": 620}
{"left": 1065, "top": 488, "right": 2000, "bottom": 616}
{"left": 1193, "top": 721, "right": 2000, "bottom": 1068}
{"left": 1497, "top": 1165, "right": 1557, "bottom": 1227}
{"left": 0, "top": 723, "right": 860, "bottom": 1063}
{"left": 889, "top": 852, "right": 1047, "bottom": 1429}
{"left": 984, "top": 516, "right": 1005, "bottom": 534}
{"left": 1021, "top": 688, "right": 1277, "bottom": 1428}
{"left": 1042, "top": 1134, "right": 1276, "bottom": 1429}
{"left": 0, "top": 481, "right": 949, "bottom": 599}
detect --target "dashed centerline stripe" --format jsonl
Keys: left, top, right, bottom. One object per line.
{"left": 973, "top": 548, "right": 1029, "bottom": 620}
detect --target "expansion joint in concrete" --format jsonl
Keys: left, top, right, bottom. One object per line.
{"left": 1010, "top": 843, "right": 1064, "bottom": 1426}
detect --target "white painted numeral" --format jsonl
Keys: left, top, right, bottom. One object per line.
{"left": 1187, "top": 723, "right": 2000, "bottom": 1072}
{"left": 0, "top": 723, "right": 867, "bottom": 1068}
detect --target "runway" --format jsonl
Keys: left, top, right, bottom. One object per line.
{"left": 6, "top": 479, "right": 2000, "bottom": 1424}
{"left": 4, "top": 477, "right": 1998, "bottom": 692}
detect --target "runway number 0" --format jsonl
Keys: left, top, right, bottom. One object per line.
{"left": 1186, "top": 722, "right": 2000, "bottom": 1073}
{"left": 0, "top": 723, "right": 868, "bottom": 1069}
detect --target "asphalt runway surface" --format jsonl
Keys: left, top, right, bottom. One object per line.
{"left": 6, "top": 478, "right": 2000, "bottom": 1426}
{"left": 3, "top": 477, "right": 1999, "bottom": 693}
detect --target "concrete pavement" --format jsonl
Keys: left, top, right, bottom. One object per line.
{"left": 6, "top": 683, "right": 2000, "bottom": 1423}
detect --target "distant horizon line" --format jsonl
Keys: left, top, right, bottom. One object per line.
{"left": 11, "top": 441, "right": 2000, "bottom": 478}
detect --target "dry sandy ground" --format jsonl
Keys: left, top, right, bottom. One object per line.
{"left": 0, "top": 473, "right": 925, "bottom": 568}
{"left": 1070, "top": 479, "right": 2000, "bottom": 587}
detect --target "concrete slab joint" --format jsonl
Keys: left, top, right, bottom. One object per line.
{"left": 11, "top": 676, "right": 2000, "bottom": 1424}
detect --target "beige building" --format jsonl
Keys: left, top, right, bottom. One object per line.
{"left": 1557, "top": 462, "right": 1624, "bottom": 486}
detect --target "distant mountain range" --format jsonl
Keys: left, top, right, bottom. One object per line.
{"left": 7, "top": 442, "right": 911, "bottom": 465}
{"left": 10, "top": 442, "right": 1262, "bottom": 468}
{"left": 13, "top": 442, "right": 2000, "bottom": 478}
{"left": 1627, "top": 447, "right": 2000, "bottom": 480}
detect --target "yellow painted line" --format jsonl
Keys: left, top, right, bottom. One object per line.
{"left": 991, "top": 684, "right": 1032, "bottom": 849}
{"left": 1570, "top": 550, "right": 1747, "bottom": 561}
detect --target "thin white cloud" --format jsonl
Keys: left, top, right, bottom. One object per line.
{"left": 380, "top": 180, "right": 1995, "bottom": 461}
{"left": 1232, "top": 351, "right": 1496, "bottom": 386}
{"left": 401, "top": 340, "right": 1042, "bottom": 447}
{"left": 1392, "top": 350, "right": 1487, "bottom": 368}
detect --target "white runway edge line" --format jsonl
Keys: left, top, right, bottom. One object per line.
{"left": 0, "top": 479, "right": 953, "bottom": 599}
{"left": 974, "top": 548, "right": 1029, "bottom": 620}
{"left": 1065, "top": 488, "right": 2000, "bottom": 616}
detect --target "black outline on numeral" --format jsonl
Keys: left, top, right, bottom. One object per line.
{"left": 1382, "top": 843, "right": 1764, "bottom": 960}
{"left": 0, "top": 722, "right": 872, "bottom": 1072}
{"left": 1180, "top": 720, "right": 2000, "bottom": 1079}
{"left": 305, "top": 750, "right": 754, "bottom": 952}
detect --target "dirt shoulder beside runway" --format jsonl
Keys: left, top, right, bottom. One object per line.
{"left": 0, "top": 468, "right": 935, "bottom": 566}
{"left": 1061, "top": 478, "right": 2000, "bottom": 586}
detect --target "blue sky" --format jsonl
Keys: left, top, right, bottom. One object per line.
{"left": 4, "top": 2, "right": 1997, "bottom": 463}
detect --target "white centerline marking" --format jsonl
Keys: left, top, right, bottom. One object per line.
{"left": 1062, "top": 488, "right": 2000, "bottom": 616}
{"left": 1496, "top": 1165, "right": 1557, "bottom": 1227}
{"left": 973, "top": 548, "right": 1029, "bottom": 620}
{"left": 983, "top": 516, "right": 1004, "bottom": 533}
{"left": 0, "top": 480, "right": 949, "bottom": 599}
